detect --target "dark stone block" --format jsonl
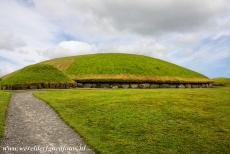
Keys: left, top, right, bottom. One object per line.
{"left": 201, "top": 84, "right": 206, "bottom": 88}
{"left": 191, "top": 84, "right": 198, "bottom": 88}
{"left": 160, "top": 84, "right": 170, "bottom": 88}
{"left": 7, "top": 85, "right": 12, "bottom": 90}
{"left": 37, "top": 84, "right": 42, "bottom": 89}
{"left": 169, "top": 84, "right": 177, "bottom": 88}
{"left": 197, "top": 84, "right": 202, "bottom": 88}
{"left": 3, "top": 85, "right": 7, "bottom": 90}
{"left": 65, "top": 83, "right": 69, "bottom": 88}
{"left": 150, "top": 84, "right": 160, "bottom": 88}
{"left": 100, "top": 83, "right": 110, "bottom": 88}
{"left": 76, "top": 83, "right": 83, "bottom": 88}
{"left": 177, "top": 84, "right": 185, "bottom": 88}
{"left": 90, "top": 83, "right": 97, "bottom": 88}
{"left": 49, "top": 83, "right": 56, "bottom": 89}
{"left": 130, "top": 84, "right": 139, "bottom": 88}
{"left": 121, "top": 84, "right": 130, "bottom": 88}
{"left": 20, "top": 84, "right": 28, "bottom": 90}
{"left": 83, "top": 83, "right": 93, "bottom": 88}
{"left": 139, "top": 83, "right": 150, "bottom": 88}
{"left": 117, "top": 84, "right": 123, "bottom": 88}
{"left": 69, "top": 83, "right": 75, "bottom": 88}
{"left": 111, "top": 84, "right": 119, "bottom": 88}
{"left": 185, "top": 84, "right": 192, "bottom": 88}
{"left": 29, "top": 84, "right": 37, "bottom": 89}
{"left": 44, "top": 83, "right": 49, "bottom": 88}
{"left": 61, "top": 83, "right": 66, "bottom": 89}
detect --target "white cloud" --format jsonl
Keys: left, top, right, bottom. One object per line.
{"left": 45, "top": 41, "right": 97, "bottom": 58}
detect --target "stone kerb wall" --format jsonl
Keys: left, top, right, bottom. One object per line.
{"left": 0, "top": 83, "right": 75, "bottom": 90}
{"left": 76, "top": 82, "right": 212, "bottom": 89}
{"left": 0, "top": 82, "right": 213, "bottom": 90}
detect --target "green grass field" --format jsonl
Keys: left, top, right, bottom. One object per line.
{"left": 0, "top": 91, "right": 11, "bottom": 140}
{"left": 34, "top": 88, "right": 230, "bottom": 154}
{"left": 213, "top": 77, "right": 230, "bottom": 87}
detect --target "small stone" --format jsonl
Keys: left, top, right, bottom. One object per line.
{"left": 169, "top": 84, "right": 177, "bottom": 88}
{"left": 49, "top": 83, "right": 56, "bottom": 89}
{"left": 191, "top": 84, "right": 198, "bottom": 88}
{"left": 130, "top": 84, "right": 139, "bottom": 88}
{"left": 76, "top": 83, "right": 83, "bottom": 88}
{"left": 160, "top": 84, "right": 170, "bottom": 88}
{"left": 177, "top": 84, "right": 185, "bottom": 88}
{"left": 121, "top": 84, "right": 130, "bottom": 88}
{"left": 185, "top": 84, "right": 192, "bottom": 88}
{"left": 139, "top": 83, "right": 150, "bottom": 88}
{"left": 111, "top": 84, "right": 119, "bottom": 88}
{"left": 83, "top": 83, "right": 93, "bottom": 88}
{"left": 100, "top": 83, "right": 110, "bottom": 88}
{"left": 150, "top": 84, "right": 160, "bottom": 88}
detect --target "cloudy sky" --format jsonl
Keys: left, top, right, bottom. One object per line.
{"left": 0, "top": 0, "right": 230, "bottom": 78}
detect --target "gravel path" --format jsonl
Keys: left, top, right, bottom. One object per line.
{"left": 1, "top": 91, "right": 94, "bottom": 154}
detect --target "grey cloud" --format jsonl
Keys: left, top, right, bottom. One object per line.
{"left": 68, "top": 0, "right": 230, "bottom": 35}
{"left": 0, "top": 31, "right": 26, "bottom": 50}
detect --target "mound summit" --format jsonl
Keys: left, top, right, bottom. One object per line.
{"left": 0, "top": 53, "right": 212, "bottom": 89}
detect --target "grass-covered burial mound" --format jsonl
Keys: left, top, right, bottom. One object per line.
{"left": 0, "top": 53, "right": 212, "bottom": 89}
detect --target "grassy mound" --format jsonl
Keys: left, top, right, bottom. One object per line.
{"left": 1, "top": 53, "right": 211, "bottom": 86}
{"left": 44, "top": 53, "right": 210, "bottom": 83}
{"left": 213, "top": 77, "right": 230, "bottom": 87}
{"left": 1, "top": 64, "right": 72, "bottom": 85}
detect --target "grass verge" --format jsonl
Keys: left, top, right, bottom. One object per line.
{"left": 213, "top": 77, "right": 230, "bottom": 87}
{"left": 0, "top": 91, "right": 11, "bottom": 141}
{"left": 34, "top": 88, "right": 230, "bottom": 153}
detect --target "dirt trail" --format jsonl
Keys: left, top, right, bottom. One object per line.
{"left": 1, "top": 91, "right": 94, "bottom": 154}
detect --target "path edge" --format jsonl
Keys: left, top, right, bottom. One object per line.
{"left": 32, "top": 91, "right": 97, "bottom": 153}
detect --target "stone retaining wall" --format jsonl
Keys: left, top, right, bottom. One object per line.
{"left": 76, "top": 82, "right": 212, "bottom": 88}
{"left": 0, "top": 82, "right": 213, "bottom": 90}
{"left": 0, "top": 83, "right": 75, "bottom": 90}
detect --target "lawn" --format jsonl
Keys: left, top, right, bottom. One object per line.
{"left": 0, "top": 91, "right": 11, "bottom": 140}
{"left": 213, "top": 77, "right": 230, "bottom": 87}
{"left": 34, "top": 88, "right": 230, "bottom": 153}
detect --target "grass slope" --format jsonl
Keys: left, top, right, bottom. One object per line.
{"left": 1, "top": 53, "right": 210, "bottom": 85}
{"left": 213, "top": 77, "right": 230, "bottom": 87}
{"left": 45, "top": 53, "right": 208, "bottom": 82}
{"left": 1, "top": 64, "right": 72, "bottom": 85}
{"left": 0, "top": 91, "right": 11, "bottom": 140}
{"left": 34, "top": 88, "right": 230, "bottom": 154}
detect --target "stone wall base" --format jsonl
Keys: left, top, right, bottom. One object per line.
{"left": 76, "top": 82, "right": 212, "bottom": 89}
{"left": 0, "top": 82, "right": 213, "bottom": 90}
{"left": 0, "top": 83, "right": 75, "bottom": 90}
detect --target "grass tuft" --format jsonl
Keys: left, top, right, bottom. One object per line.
{"left": 0, "top": 91, "right": 11, "bottom": 141}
